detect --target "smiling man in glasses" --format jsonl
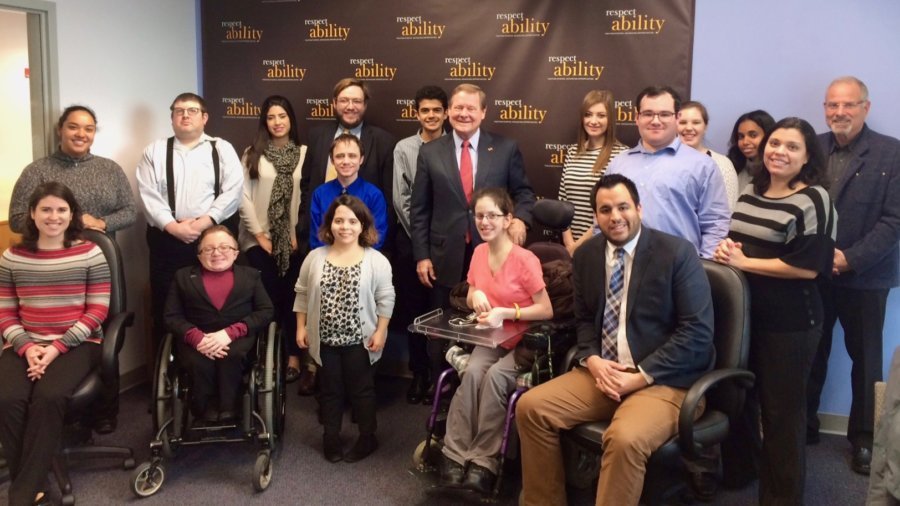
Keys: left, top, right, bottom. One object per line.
{"left": 605, "top": 85, "right": 730, "bottom": 260}
{"left": 137, "top": 92, "right": 244, "bottom": 356}
{"left": 807, "top": 76, "right": 900, "bottom": 476}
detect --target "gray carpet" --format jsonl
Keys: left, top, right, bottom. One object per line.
{"left": 1, "top": 376, "right": 869, "bottom": 505}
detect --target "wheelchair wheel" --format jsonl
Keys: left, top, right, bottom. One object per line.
{"left": 261, "top": 323, "right": 285, "bottom": 442}
{"left": 412, "top": 437, "right": 442, "bottom": 469}
{"left": 131, "top": 461, "right": 166, "bottom": 498}
{"left": 253, "top": 450, "right": 273, "bottom": 492}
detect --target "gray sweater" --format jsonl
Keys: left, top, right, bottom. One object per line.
{"left": 9, "top": 150, "right": 136, "bottom": 233}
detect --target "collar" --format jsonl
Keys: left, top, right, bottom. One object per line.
{"left": 52, "top": 149, "right": 94, "bottom": 165}
{"left": 606, "top": 228, "right": 641, "bottom": 261}
{"left": 630, "top": 136, "right": 680, "bottom": 156}
{"left": 173, "top": 132, "right": 214, "bottom": 150}
{"left": 334, "top": 175, "right": 364, "bottom": 192}
{"left": 336, "top": 122, "right": 363, "bottom": 138}
{"left": 453, "top": 129, "right": 481, "bottom": 150}
{"left": 827, "top": 124, "right": 868, "bottom": 154}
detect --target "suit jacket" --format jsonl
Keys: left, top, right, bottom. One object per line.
{"left": 296, "top": 120, "right": 396, "bottom": 253}
{"left": 572, "top": 227, "right": 714, "bottom": 389}
{"left": 409, "top": 129, "right": 536, "bottom": 286}
{"left": 818, "top": 125, "right": 900, "bottom": 289}
{"left": 164, "top": 264, "right": 274, "bottom": 340}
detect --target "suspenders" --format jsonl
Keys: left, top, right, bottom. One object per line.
{"left": 164, "top": 136, "right": 221, "bottom": 217}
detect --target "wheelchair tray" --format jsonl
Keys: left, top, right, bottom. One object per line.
{"left": 408, "top": 308, "right": 533, "bottom": 348}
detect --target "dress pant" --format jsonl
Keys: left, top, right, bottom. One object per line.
{"left": 808, "top": 282, "right": 888, "bottom": 449}
{"left": 147, "top": 225, "right": 201, "bottom": 354}
{"left": 245, "top": 246, "right": 302, "bottom": 358}
{"left": 0, "top": 344, "right": 100, "bottom": 506}
{"left": 319, "top": 343, "right": 376, "bottom": 436}
{"left": 391, "top": 228, "right": 430, "bottom": 376}
{"left": 442, "top": 346, "right": 519, "bottom": 473}
{"left": 516, "top": 367, "right": 696, "bottom": 506}
{"left": 176, "top": 335, "right": 256, "bottom": 415}
{"left": 753, "top": 326, "right": 821, "bottom": 506}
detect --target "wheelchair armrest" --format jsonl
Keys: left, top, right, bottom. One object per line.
{"left": 561, "top": 345, "right": 579, "bottom": 372}
{"left": 101, "top": 311, "right": 134, "bottom": 378}
{"left": 677, "top": 367, "right": 755, "bottom": 458}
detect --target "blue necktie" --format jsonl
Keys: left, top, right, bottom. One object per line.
{"left": 601, "top": 248, "right": 625, "bottom": 362}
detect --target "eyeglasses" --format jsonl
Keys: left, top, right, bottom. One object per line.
{"left": 336, "top": 98, "right": 364, "bottom": 106}
{"left": 199, "top": 245, "right": 238, "bottom": 255}
{"left": 173, "top": 107, "right": 202, "bottom": 117}
{"left": 824, "top": 101, "right": 866, "bottom": 111}
{"left": 637, "top": 111, "right": 676, "bottom": 121}
{"left": 474, "top": 212, "right": 505, "bottom": 222}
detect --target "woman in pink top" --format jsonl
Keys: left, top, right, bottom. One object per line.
{"left": 439, "top": 187, "right": 553, "bottom": 495}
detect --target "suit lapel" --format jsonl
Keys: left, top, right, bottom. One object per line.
{"left": 624, "top": 230, "right": 652, "bottom": 323}
{"left": 188, "top": 266, "right": 214, "bottom": 307}
{"left": 220, "top": 267, "right": 247, "bottom": 310}
{"left": 474, "top": 130, "right": 492, "bottom": 190}
{"left": 442, "top": 135, "right": 468, "bottom": 204}
{"left": 831, "top": 130, "right": 871, "bottom": 202}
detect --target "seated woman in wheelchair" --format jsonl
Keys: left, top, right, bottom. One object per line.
{"left": 0, "top": 182, "right": 111, "bottom": 506}
{"left": 439, "top": 187, "right": 553, "bottom": 495}
{"left": 164, "top": 225, "right": 273, "bottom": 424}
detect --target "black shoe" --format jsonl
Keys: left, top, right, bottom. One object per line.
{"left": 202, "top": 406, "right": 219, "bottom": 423}
{"left": 344, "top": 434, "right": 378, "bottom": 463}
{"left": 806, "top": 428, "right": 820, "bottom": 445}
{"left": 297, "top": 367, "right": 318, "bottom": 396}
{"left": 852, "top": 446, "right": 872, "bottom": 475}
{"left": 422, "top": 383, "right": 437, "bottom": 405}
{"left": 407, "top": 374, "right": 429, "bottom": 404}
{"left": 689, "top": 472, "right": 718, "bottom": 502}
{"left": 439, "top": 456, "right": 466, "bottom": 488}
{"left": 462, "top": 463, "right": 496, "bottom": 496}
{"left": 323, "top": 435, "right": 343, "bottom": 463}
{"left": 285, "top": 366, "right": 301, "bottom": 384}
{"left": 94, "top": 417, "right": 117, "bottom": 435}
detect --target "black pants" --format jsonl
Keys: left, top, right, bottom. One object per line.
{"left": 319, "top": 344, "right": 376, "bottom": 437}
{"left": 0, "top": 344, "right": 100, "bottom": 506}
{"left": 245, "top": 246, "right": 302, "bottom": 358}
{"left": 176, "top": 335, "right": 256, "bottom": 415}
{"left": 807, "top": 282, "right": 888, "bottom": 448}
{"left": 147, "top": 226, "right": 201, "bottom": 354}
{"left": 752, "top": 325, "right": 821, "bottom": 506}
{"left": 391, "top": 229, "right": 430, "bottom": 376}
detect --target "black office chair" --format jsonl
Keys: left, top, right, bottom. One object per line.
{"left": 50, "top": 229, "right": 135, "bottom": 505}
{"left": 526, "top": 198, "right": 575, "bottom": 264}
{"left": 561, "top": 260, "right": 755, "bottom": 504}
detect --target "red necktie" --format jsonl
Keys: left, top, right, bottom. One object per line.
{"left": 460, "top": 140, "right": 474, "bottom": 242}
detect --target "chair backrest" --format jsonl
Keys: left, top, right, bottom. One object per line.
{"left": 532, "top": 199, "right": 575, "bottom": 232}
{"left": 81, "top": 229, "right": 126, "bottom": 317}
{"left": 701, "top": 260, "right": 751, "bottom": 413}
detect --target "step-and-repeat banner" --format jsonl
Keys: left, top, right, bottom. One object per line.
{"left": 201, "top": 0, "right": 694, "bottom": 197}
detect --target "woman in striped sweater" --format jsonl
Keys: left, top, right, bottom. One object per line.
{"left": 0, "top": 182, "right": 110, "bottom": 506}
{"left": 558, "top": 90, "right": 628, "bottom": 255}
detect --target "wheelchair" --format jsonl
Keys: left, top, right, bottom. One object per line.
{"left": 411, "top": 321, "right": 574, "bottom": 500}
{"left": 130, "top": 322, "right": 286, "bottom": 497}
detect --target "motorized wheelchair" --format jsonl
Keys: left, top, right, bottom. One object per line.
{"left": 409, "top": 198, "right": 577, "bottom": 500}
{"left": 130, "top": 321, "right": 286, "bottom": 497}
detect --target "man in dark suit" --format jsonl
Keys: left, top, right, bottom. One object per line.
{"left": 297, "top": 77, "right": 396, "bottom": 257}
{"left": 516, "top": 174, "right": 715, "bottom": 505}
{"left": 807, "top": 76, "right": 900, "bottom": 475}
{"left": 410, "top": 83, "right": 535, "bottom": 393}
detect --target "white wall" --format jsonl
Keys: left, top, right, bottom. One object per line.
{"left": 693, "top": 0, "right": 900, "bottom": 418}
{"left": 0, "top": 8, "right": 33, "bottom": 221}
{"left": 52, "top": 0, "right": 199, "bottom": 377}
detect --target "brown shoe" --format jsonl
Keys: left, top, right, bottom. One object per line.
{"left": 297, "top": 366, "right": 317, "bottom": 396}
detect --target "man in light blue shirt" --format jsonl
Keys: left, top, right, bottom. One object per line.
{"left": 606, "top": 86, "right": 730, "bottom": 259}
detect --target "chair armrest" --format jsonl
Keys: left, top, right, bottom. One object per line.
{"left": 101, "top": 311, "right": 134, "bottom": 378}
{"left": 677, "top": 367, "right": 755, "bottom": 458}
{"left": 561, "top": 345, "right": 579, "bottom": 372}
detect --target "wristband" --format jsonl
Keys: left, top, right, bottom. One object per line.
{"left": 514, "top": 303, "right": 521, "bottom": 322}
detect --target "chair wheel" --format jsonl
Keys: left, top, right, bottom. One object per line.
{"left": 253, "top": 451, "right": 273, "bottom": 492}
{"left": 131, "top": 461, "right": 165, "bottom": 498}
{"left": 124, "top": 458, "right": 136, "bottom": 470}
{"left": 61, "top": 494, "right": 75, "bottom": 506}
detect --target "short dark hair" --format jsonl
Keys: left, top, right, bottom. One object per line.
{"left": 751, "top": 117, "right": 827, "bottom": 195}
{"left": 57, "top": 105, "right": 97, "bottom": 130}
{"left": 415, "top": 85, "right": 448, "bottom": 110}
{"left": 170, "top": 92, "right": 208, "bottom": 114}
{"left": 319, "top": 195, "right": 379, "bottom": 247}
{"left": 196, "top": 225, "right": 238, "bottom": 253}
{"left": 470, "top": 187, "right": 514, "bottom": 216}
{"left": 590, "top": 174, "right": 641, "bottom": 212}
{"left": 636, "top": 85, "right": 682, "bottom": 114}
{"left": 330, "top": 132, "right": 364, "bottom": 158}
{"left": 20, "top": 181, "right": 84, "bottom": 252}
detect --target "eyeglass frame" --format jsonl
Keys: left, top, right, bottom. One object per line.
{"left": 173, "top": 107, "right": 203, "bottom": 117}
{"left": 198, "top": 245, "right": 238, "bottom": 255}
{"left": 637, "top": 110, "right": 676, "bottom": 121}
{"left": 823, "top": 100, "right": 867, "bottom": 111}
